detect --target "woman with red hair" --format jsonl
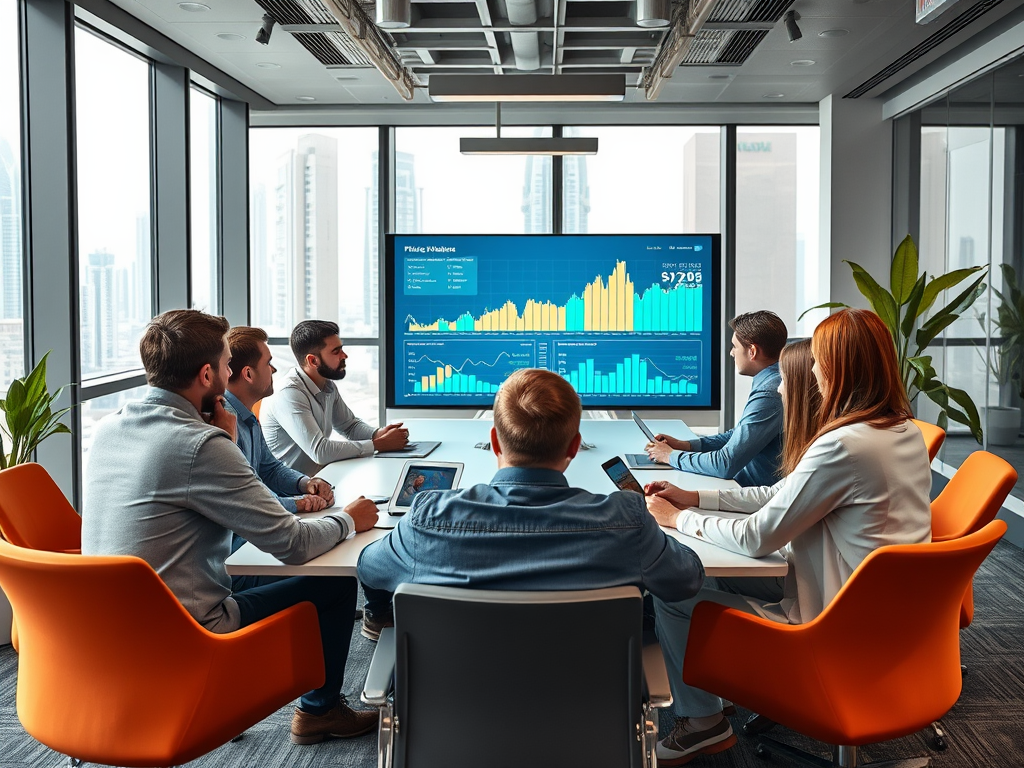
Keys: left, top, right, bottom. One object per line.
{"left": 648, "top": 309, "right": 932, "bottom": 766}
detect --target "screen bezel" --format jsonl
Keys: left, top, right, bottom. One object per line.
{"left": 385, "top": 233, "right": 722, "bottom": 411}
{"left": 387, "top": 460, "right": 465, "bottom": 513}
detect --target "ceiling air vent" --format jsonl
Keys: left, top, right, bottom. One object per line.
{"left": 845, "top": 0, "right": 1006, "bottom": 98}
{"left": 715, "top": 29, "right": 768, "bottom": 64}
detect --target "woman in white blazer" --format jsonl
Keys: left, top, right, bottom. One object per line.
{"left": 648, "top": 309, "right": 933, "bottom": 767}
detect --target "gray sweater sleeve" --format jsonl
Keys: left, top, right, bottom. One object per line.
{"left": 188, "top": 432, "right": 347, "bottom": 563}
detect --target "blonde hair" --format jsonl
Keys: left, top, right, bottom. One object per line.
{"left": 493, "top": 369, "right": 581, "bottom": 465}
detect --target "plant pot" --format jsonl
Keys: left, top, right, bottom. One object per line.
{"left": 985, "top": 406, "right": 1021, "bottom": 447}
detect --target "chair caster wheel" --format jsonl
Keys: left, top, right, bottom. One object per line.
{"left": 755, "top": 744, "right": 771, "bottom": 760}
{"left": 933, "top": 735, "right": 947, "bottom": 751}
{"left": 743, "top": 714, "right": 777, "bottom": 735}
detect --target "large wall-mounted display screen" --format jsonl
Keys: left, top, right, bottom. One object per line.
{"left": 386, "top": 234, "right": 720, "bottom": 409}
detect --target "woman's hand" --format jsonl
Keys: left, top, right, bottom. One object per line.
{"left": 646, "top": 494, "right": 682, "bottom": 529}
{"left": 643, "top": 481, "right": 699, "bottom": 510}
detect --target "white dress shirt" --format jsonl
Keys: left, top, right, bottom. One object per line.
{"left": 262, "top": 367, "right": 377, "bottom": 476}
{"left": 682, "top": 420, "right": 932, "bottom": 624}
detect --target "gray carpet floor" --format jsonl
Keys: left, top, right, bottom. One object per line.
{"left": 2, "top": 541, "right": 1023, "bottom": 767}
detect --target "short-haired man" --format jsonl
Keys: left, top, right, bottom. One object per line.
{"left": 357, "top": 368, "right": 704, "bottom": 632}
{"left": 646, "top": 310, "right": 787, "bottom": 487}
{"left": 224, "top": 326, "right": 334, "bottom": 516}
{"left": 262, "top": 320, "right": 409, "bottom": 476}
{"left": 83, "top": 310, "right": 380, "bottom": 745}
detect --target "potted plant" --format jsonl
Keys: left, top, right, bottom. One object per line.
{"left": 977, "top": 264, "right": 1024, "bottom": 446}
{"left": 0, "top": 351, "right": 73, "bottom": 645}
{"left": 0, "top": 352, "right": 73, "bottom": 467}
{"left": 802, "top": 234, "right": 987, "bottom": 442}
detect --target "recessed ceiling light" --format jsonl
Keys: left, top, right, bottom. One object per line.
{"left": 791, "top": 59, "right": 816, "bottom": 66}
{"left": 295, "top": 95, "right": 316, "bottom": 101}
{"left": 763, "top": 93, "right": 785, "bottom": 99}
{"left": 178, "top": 2, "right": 210, "bottom": 11}
{"left": 819, "top": 28, "right": 849, "bottom": 37}
{"left": 256, "top": 62, "right": 281, "bottom": 69}
{"left": 707, "top": 74, "right": 731, "bottom": 80}
{"left": 216, "top": 33, "right": 246, "bottom": 41}
{"left": 334, "top": 75, "right": 359, "bottom": 81}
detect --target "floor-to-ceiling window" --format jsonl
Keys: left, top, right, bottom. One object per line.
{"left": 189, "top": 86, "right": 220, "bottom": 313}
{"left": 249, "top": 127, "right": 380, "bottom": 421}
{"left": 910, "top": 55, "right": 1024, "bottom": 498}
{"left": 0, "top": 0, "right": 25, "bottom": 393}
{"left": 734, "top": 126, "right": 823, "bottom": 407}
{"left": 74, "top": 26, "right": 155, "bottom": 459}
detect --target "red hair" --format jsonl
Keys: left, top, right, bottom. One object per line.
{"left": 793, "top": 309, "right": 912, "bottom": 464}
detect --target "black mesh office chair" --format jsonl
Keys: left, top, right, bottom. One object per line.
{"left": 361, "top": 584, "right": 672, "bottom": 768}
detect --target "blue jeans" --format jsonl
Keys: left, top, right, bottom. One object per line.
{"left": 654, "top": 576, "right": 786, "bottom": 719}
{"left": 233, "top": 575, "right": 358, "bottom": 714}
{"left": 362, "top": 584, "right": 396, "bottom": 617}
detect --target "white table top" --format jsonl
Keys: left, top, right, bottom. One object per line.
{"left": 226, "top": 418, "right": 788, "bottom": 578}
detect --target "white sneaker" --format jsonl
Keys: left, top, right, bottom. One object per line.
{"left": 656, "top": 716, "right": 737, "bottom": 766}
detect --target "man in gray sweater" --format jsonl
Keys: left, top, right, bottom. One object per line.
{"left": 83, "top": 309, "right": 379, "bottom": 745}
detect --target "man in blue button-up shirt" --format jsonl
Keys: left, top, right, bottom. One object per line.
{"left": 224, "top": 327, "right": 335, "bottom": 518}
{"left": 646, "top": 311, "right": 787, "bottom": 487}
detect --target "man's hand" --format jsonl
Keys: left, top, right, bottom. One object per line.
{"left": 205, "top": 396, "right": 237, "bottom": 443}
{"left": 645, "top": 438, "right": 675, "bottom": 464}
{"left": 652, "top": 434, "right": 690, "bottom": 451}
{"left": 643, "top": 481, "right": 699, "bottom": 510}
{"left": 344, "top": 496, "right": 379, "bottom": 532}
{"left": 295, "top": 494, "right": 329, "bottom": 513}
{"left": 646, "top": 494, "right": 683, "bottom": 529}
{"left": 373, "top": 422, "right": 409, "bottom": 452}
{"left": 304, "top": 477, "right": 335, "bottom": 506}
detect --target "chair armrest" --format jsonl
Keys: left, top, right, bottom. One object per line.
{"left": 362, "top": 626, "right": 396, "bottom": 706}
{"left": 642, "top": 643, "right": 673, "bottom": 708}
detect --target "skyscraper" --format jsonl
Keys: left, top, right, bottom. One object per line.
{"left": 365, "top": 151, "right": 419, "bottom": 329}
{"left": 521, "top": 129, "right": 590, "bottom": 233}
{"left": 81, "top": 250, "right": 117, "bottom": 374}
{"left": 273, "top": 134, "right": 339, "bottom": 326}
{"left": 250, "top": 182, "right": 273, "bottom": 327}
{"left": 134, "top": 213, "right": 151, "bottom": 324}
{"left": 0, "top": 138, "right": 22, "bottom": 321}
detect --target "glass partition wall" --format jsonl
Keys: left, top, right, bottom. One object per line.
{"left": 909, "top": 54, "right": 1024, "bottom": 498}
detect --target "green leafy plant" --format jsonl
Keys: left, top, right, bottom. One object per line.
{"left": 978, "top": 264, "right": 1024, "bottom": 400}
{"left": 0, "top": 352, "right": 73, "bottom": 469}
{"left": 801, "top": 234, "right": 987, "bottom": 442}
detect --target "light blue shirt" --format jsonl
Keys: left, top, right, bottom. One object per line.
{"left": 223, "top": 390, "right": 307, "bottom": 514}
{"left": 670, "top": 362, "right": 783, "bottom": 487}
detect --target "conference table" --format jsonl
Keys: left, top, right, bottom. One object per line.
{"left": 227, "top": 418, "right": 788, "bottom": 578}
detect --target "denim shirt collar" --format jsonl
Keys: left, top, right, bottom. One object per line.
{"left": 490, "top": 467, "right": 570, "bottom": 487}
{"left": 145, "top": 387, "right": 203, "bottom": 421}
{"left": 752, "top": 362, "right": 781, "bottom": 390}
{"left": 222, "top": 390, "right": 255, "bottom": 425}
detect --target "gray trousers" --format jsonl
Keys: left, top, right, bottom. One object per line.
{"left": 654, "top": 576, "right": 786, "bottom": 719}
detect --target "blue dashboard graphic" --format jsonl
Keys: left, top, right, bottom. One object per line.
{"left": 386, "top": 234, "right": 720, "bottom": 409}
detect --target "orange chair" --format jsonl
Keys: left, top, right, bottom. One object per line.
{"left": 253, "top": 399, "right": 262, "bottom": 420}
{"left": 0, "top": 463, "right": 83, "bottom": 651}
{"left": 684, "top": 521, "right": 1006, "bottom": 768}
{"left": 911, "top": 418, "right": 945, "bottom": 462}
{"left": 925, "top": 451, "right": 1016, "bottom": 749}
{"left": 0, "top": 538, "right": 325, "bottom": 767}
{"left": 0, "top": 462, "right": 81, "bottom": 553}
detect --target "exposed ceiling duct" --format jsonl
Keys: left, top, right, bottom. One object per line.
{"left": 643, "top": 0, "right": 796, "bottom": 100}
{"left": 506, "top": 0, "right": 542, "bottom": 71}
{"left": 256, "top": 0, "right": 422, "bottom": 99}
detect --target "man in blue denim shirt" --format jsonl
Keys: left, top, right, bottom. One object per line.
{"left": 357, "top": 369, "right": 704, "bottom": 616}
{"left": 646, "top": 311, "right": 786, "bottom": 487}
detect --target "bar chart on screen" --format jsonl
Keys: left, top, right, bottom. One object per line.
{"left": 556, "top": 340, "right": 702, "bottom": 397}
{"left": 405, "top": 339, "right": 536, "bottom": 395}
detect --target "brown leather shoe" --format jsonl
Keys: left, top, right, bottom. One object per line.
{"left": 361, "top": 611, "right": 395, "bottom": 641}
{"left": 290, "top": 702, "right": 379, "bottom": 745}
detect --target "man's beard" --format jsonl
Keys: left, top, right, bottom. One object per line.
{"left": 200, "top": 390, "right": 224, "bottom": 413}
{"left": 317, "top": 360, "right": 346, "bottom": 381}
